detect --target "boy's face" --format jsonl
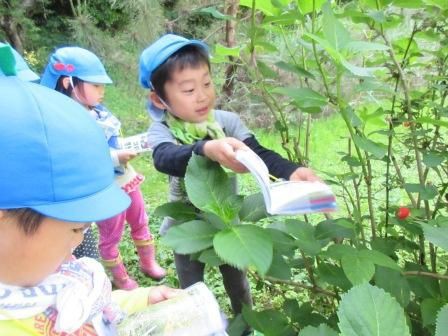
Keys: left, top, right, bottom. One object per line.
{"left": 0, "top": 212, "right": 88, "bottom": 286}
{"left": 159, "top": 63, "right": 216, "bottom": 123}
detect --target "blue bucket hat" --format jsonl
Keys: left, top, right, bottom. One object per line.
{"left": 0, "top": 76, "right": 130, "bottom": 222}
{"left": 0, "top": 43, "right": 39, "bottom": 82}
{"left": 139, "top": 34, "right": 209, "bottom": 121}
{"left": 40, "top": 46, "right": 112, "bottom": 89}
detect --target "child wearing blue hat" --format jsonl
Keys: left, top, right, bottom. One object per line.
{"left": 0, "top": 51, "right": 179, "bottom": 335}
{"left": 41, "top": 47, "right": 166, "bottom": 290}
{"left": 139, "top": 34, "right": 320, "bottom": 318}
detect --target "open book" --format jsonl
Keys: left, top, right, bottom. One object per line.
{"left": 118, "top": 132, "right": 151, "bottom": 154}
{"left": 235, "top": 149, "right": 336, "bottom": 215}
{"left": 117, "top": 282, "right": 227, "bottom": 336}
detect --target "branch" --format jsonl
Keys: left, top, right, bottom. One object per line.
{"left": 403, "top": 271, "right": 448, "bottom": 281}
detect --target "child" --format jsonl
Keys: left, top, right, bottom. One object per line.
{"left": 0, "top": 58, "right": 179, "bottom": 335}
{"left": 139, "top": 34, "right": 320, "bottom": 316}
{"left": 0, "top": 42, "right": 39, "bottom": 81}
{"left": 40, "top": 47, "right": 166, "bottom": 290}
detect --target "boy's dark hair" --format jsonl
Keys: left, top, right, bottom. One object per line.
{"left": 6, "top": 208, "right": 45, "bottom": 235}
{"left": 151, "top": 45, "right": 210, "bottom": 101}
{"left": 55, "top": 76, "right": 82, "bottom": 97}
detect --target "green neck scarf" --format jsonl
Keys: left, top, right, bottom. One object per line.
{"left": 166, "top": 111, "right": 226, "bottom": 144}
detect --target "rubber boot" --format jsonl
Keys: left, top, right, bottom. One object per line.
{"left": 102, "top": 254, "right": 138, "bottom": 290}
{"left": 134, "top": 239, "right": 166, "bottom": 280}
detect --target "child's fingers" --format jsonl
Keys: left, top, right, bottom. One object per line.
{"left": 147, "top": 285, "right": 183, "bottom": 304}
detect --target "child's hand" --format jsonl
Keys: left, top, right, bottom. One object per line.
{"left": 203, "top": 138, "right": 249, "bottom": 173}
{"left": 147, "top": 285, "right": 183, "bottom": 304}
{"left": 117, "top": 149, "right": 138, "bottom": 165}
{"left": 289, "top": 167, "right": 322, "bottom": 182}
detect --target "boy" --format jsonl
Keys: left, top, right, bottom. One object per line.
{"left": 139, "top": 34, "right": 319, "bottom": 317}
{"left": 0, "top": 51, "right": 178, "bottom": 335}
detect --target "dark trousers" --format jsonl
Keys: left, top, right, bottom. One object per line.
{"left": 73, "top": 227, "right": 99, "bottom": 259}
{"left": 174, "top": 252, "right": 253, "bottom": 315}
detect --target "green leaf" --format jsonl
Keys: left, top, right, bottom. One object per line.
{"left": 185, "top": 154, "right": 237, "bottom": 221}
{"left": 266, "top": 251, "right": 292, "bottom": 280}
{"left": 266, "top": 228, "right": 296, "bottom": 254}
{"left": 323, "top": 244, "right": 356, "bottom": 259}
{"left": 153, "top": 201, "right": 197, "bottom": 222}
{"left": 374, "top": 266, "right": 410, "bottom": 307}
{"left": 340, "top": 58, "right": 383, "bottom": 77}
{"left": 263, "top": 11, "right": 304, "bottom": 25}
{"left": 198, "top": 248, "right": 225, "bottom": 266}
{"left": 342, "top": 252, "right": 375, "bottom": 285}
{"left": 239, "top": 0, "right": 279, "bottom": 15}
{"left": 417, "top": 116, "right": 448, "bottom": 128}
{"left": 298, "top": 0, "right": 326, "bottom": 14}
{"left": 423, "top": 151, "right": 445, "bottom": 167}
{"left": 435, "top": 304, "right": 448, "bottom": 336}
{"left": 275, "top": 61, "right": 316, "bottom": 79}
{"left": 353, "top": 134, "right": 387, "bottom": 159}
{"left": 214, "top": 43, "right": 241, "bottom": 57}
{"left": 421, "top": 298, "right": 444, "bottom": 327}
{"left": 242, "top": 307, "right": 296, "bottom": 336}
{"left": 214, "top": 225, "right": 273, "bottom": 275}
{"left": 290, "top": 221, "right": 322, "bottom": 256}
{"left": 393, "top": 0, "right": 424, "bottom": 8}
{"left": 344, "top": 41, "right": 389, "bottom": 52}
{"left": 322, "top": 2, "right": 351, "bottom": 51}
{"left": 421, "top": 223, "right": 448, "bottom": 251}
{"left": 271, "top": 87, "right": 328, "bottom": 113}
{"left": 317, "top": 262, "right": 352, "bottom": 291}
{"left": 315, "top": 219, "right": 355, "bottom": 240}
{"left": 337, "top": 283, "right": 410, "bottom": 336}
{"left": 299, "top": 324, "right": 338, "bottom": 336}
{"left": 162, "top": 220, "right": 218, "bottom": 254}
{"left": 359, "top": 249, "right": 401, "bottom": 271}
{"left": 404, "top": 183, "right": 438, "bottom": 201}
{"left": 239, "top": 193, "right": 268, "bottom": 222}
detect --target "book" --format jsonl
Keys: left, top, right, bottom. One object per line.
{"left": 235, "top": 149, "right": 337, "bottom": 215}
{"left": 118, "top": 132, "right": 151, "bottom": 154}
{"left": 117, "top": 282, "right": 228, "bottom": 336}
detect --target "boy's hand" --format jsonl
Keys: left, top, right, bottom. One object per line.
{"left": 117, "top": 149, "right": 138, "bottom": 165}
{"left": 147, "top": 285, "right": 183, "bottom": 304}
{"left": 289, "top": 167, "right": 322, "bottom": 182}
{"left": 203, "top": 138, "right": 249, "bottom": 173}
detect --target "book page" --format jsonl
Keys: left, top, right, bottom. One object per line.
{"left": 119, "top": 132, "right": 152, "bottom": 154}
{"left": 235, "top": 149, "right": 272, "bottom": 211}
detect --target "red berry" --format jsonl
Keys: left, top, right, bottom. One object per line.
{"left": 396, "top": 207, "right": 410, "bottom": 220}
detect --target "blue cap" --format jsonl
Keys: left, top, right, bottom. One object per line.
{"left": 139, "top": 34, "right": 208, "bottom": 121}
{"left": 0, "top": 77, "right": 130, "bottom": 222}
{"left": 40, "top": 47, "right": 112, "bottom": 89}
{"left": 0, "top": 43, "right": 39, "bottom": 82}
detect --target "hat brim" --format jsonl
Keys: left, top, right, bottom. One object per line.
{"left": 31, "top": 183, "right": 130, "bottom": 222}
{"left": 79, "top": 74, "right": 113, "bottom": 85}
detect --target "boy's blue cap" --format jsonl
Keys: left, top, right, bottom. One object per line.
{"left": 0, "top": 43, "right": 39, "bottom": 82}
{"left": 139, "top": 34, "right": 208, "bottom": 121}
{"left": 40, "top": 47, "right": 112, "bottom": 89}
{"left": 0, "top": 77, "right": 130, "bottom": 222}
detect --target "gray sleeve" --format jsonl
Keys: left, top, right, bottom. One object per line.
{"left": 147, "top": 121, "right": 176, "bottom": 149}
{"left": 214, "top": 110, "right": 252, "bottom": 141}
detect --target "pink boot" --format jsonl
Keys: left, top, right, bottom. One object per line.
{"left": 103, "top": 254, "right": 138, "bottom": 290}
{"left": 134, "top": 239, "right": 166, "bottom": 280}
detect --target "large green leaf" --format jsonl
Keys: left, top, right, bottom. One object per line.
{"left": 162, "top": 220, "right": 218, "bottom": 254}
{"left": 353, "top": 134, "right": 387, "bottom": 159}
{"left": 341, "top": 252, "right": 375, "bottom": 285}
{"left": 337, "top": 283, "right": 410, "bottom": 336}
{"left": 299, "top": 324, "right": 338, "bottom": 336}
{"left": 198, "top": 7, "right": 233, "bottom": 20}
{"left": 290, "top": 221, "right": 322, "bottom": 256}
{"left": 404, "top": 183, "right": 438, "bottom": 201}
{"left": 242, "top": 307, "right": 296, "bottom": 336}
{"left": 344, "top": 41, "right": 389, "bottom": 52}
{"left": 213, "top": 225, "right": 273, "bottom": 275}
{"left": 421, "top": 223, "right": 448, "bottom": 251}
{"left": 265, "top": 228, "right": 296, "bottom": 254}
{"left": 322, "top": 2, "right": 351, "bottom": 51}
{"left": 421, "top": 298, "right": 445, "bottom": 327}
{"left": 298, "top": 0, "right": 326, "bottom": 14}
{"left": 153, "top": 201, "right": 197, "bottom": 222}
{"left": 435, "top": 304, "right": 448, "bottom": 336}
{"left": 240, "top": 0, "right": 279, "bottom": 15}
{"left": 266, "top": 251, "right": 292, "bottom": 280}
{"left": 423, "top": 151, "right": 445, "bottom": 167}
{"left": 359, "top": 249, "right": 400, "bottom": 271}
{"left": 198, "top": 248, "right": 224, "bottom": 266}
{"left": 317, "top": 262, "right": 352, "bottom": 291}
{"left": 374, "top": 266, "right": 410, "bottom": 307}
{"left": 315, "top": 219, "right": 355, "bottom": 240}
{"left": 239, "top": 192, "right": 268, "bottom": 222}
{"left": 275, "top": 61, "right": 316, "bottom": 79}
{"left": 185, "top": 154, "right": 238, "bottom": 221}
{"left": 271, "top": 87, "right": 328, "bottom": 113}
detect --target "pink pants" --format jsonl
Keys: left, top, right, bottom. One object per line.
{"left": 97, "top": 187, "right": 151, "bottom": 260}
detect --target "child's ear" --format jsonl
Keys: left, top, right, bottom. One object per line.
{"left": 149, "top": 91, "right": 165, "bottom": 110}
{"left": 61, "top": 77, "right": 71, "bottom": 90}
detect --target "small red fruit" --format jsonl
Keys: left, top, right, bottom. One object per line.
{"left": 396, "top": 207, "right": 410, "bottom": 220}
{"left": 402, "top": 121, "right": 411, "bottom": 128}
